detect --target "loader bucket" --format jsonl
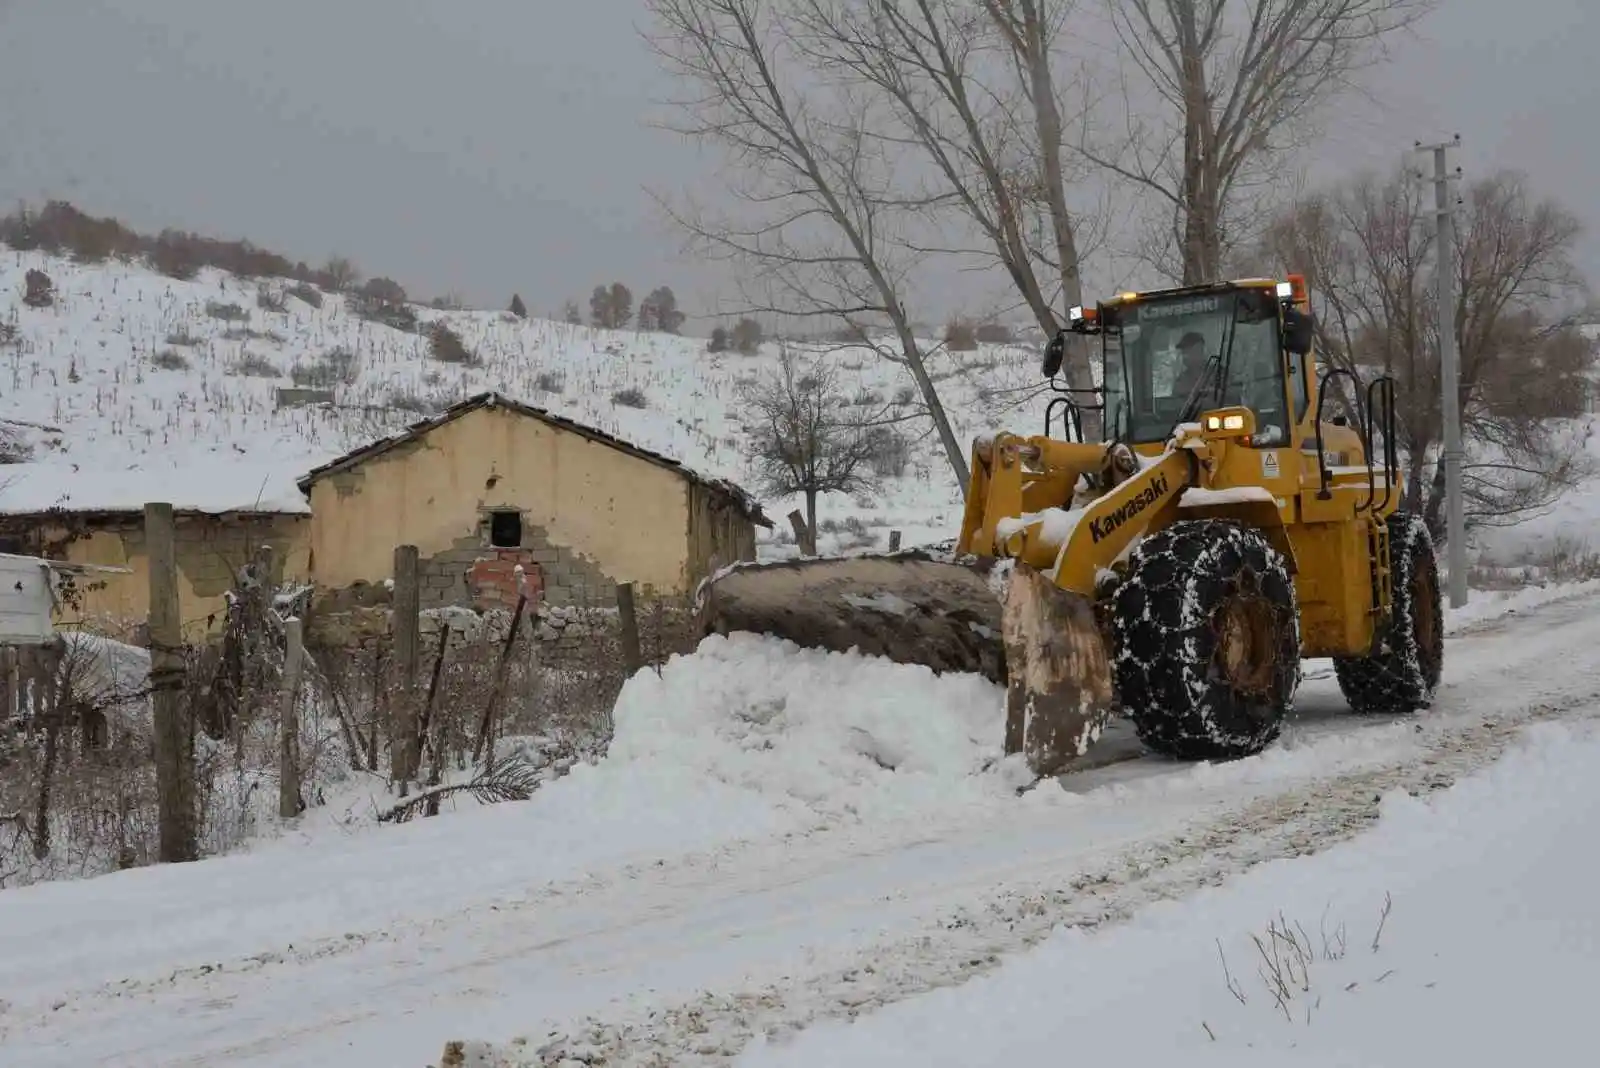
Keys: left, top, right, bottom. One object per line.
{"left": 694, "top": 551, "right": 1116, "bottom": 777}
{"left": 999, "top": 562, "right": 1117, "bottom": 776}
{"left": 695, "top": 549, "right": 1010, "bottom": 682}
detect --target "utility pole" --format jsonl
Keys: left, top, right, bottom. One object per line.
{"left": 1413, "top": 135, "right": 1466, "bottom": 607}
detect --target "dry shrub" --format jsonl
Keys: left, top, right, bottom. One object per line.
{"left": 353, "top": 295, "right": 419, "bottom": 334}
{"left": 22, "top": 269, "right": 54, "bottom": 309}
{"left": 223, "top": 326, "right": 286, "bottom": 343}
{"left": 943, "top": 318, "right": 978, "bottom": 352}
{"left": 230, "top": 353, "right": 282, "bottom": 378}
{"left": 612, "top": 386, "right": 649, "bottom": 409}
{"left": 428, "top": 322, "right": 478, "bottom": 365}
{"left": 256, "top": 285, "right": 288, "bottom": 313}
{"left": 205, "top": 300, "right": 249, "bottom": 323}
{"left": 386, "top": 388, "right": 446, "bottom": 415}
{"left": 151, "top": 349, "right": 190, "bottom": 371}
{"left": 290, "top": 346, "right": 359, "bottom": 388}
{"left": 1471, "top": 535, "right": 1600, "bottom": 590}
{"left": 287, "top": 281, "right": 324, "bottom": 309}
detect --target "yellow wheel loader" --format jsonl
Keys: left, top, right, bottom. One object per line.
{"left": 696, "top": 275, "right": 1444, "bottom": 777}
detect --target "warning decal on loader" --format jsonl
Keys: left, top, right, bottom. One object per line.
{"left": 1089, "top": 472, "right": 1170, "bottom": 544}
{"left": 1261, "top": 452, "right": 1280, "bottom": 479}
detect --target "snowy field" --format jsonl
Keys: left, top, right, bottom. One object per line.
{"left": 2, "top": 581, "right": 1599, "bottom": 1066}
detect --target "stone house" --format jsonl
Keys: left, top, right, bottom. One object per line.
{"left": 0, "top": 505, "right": 311, "bottom": 636}
{"left": 297, "top": 392, "right": 768, "bottom": 613}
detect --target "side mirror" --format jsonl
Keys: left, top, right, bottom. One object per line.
{"left": 1282, "top": 307, "right": 1315, "bottom": 355}
{"left": 1042, "top": 332, "right": 1065, "bottom": 378}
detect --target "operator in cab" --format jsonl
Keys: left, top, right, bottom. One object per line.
{"left": 1171, "top": 331, "right": 1210, "bottom": 400}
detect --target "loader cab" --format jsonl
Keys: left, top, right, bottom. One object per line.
{"left": 1052, "top": 281, "right": 1311, "bottom": 449}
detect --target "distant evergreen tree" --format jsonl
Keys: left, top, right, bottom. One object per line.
{"left": 590, "top": 282, "right": 633, "bottom": 329}
{"left": 732, "top": 317, "right": 764, "bottom": 355}
{"left": 639, "top": 286, "right": 686, "bottom": 334}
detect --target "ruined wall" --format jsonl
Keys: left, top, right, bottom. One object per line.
{"left": 685, "top": 482, "right": 759, "bottom": 588}
{"left": 0, "top": 511, "right": 311, "bottom": 636}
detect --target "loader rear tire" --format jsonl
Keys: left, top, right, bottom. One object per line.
{"left": 1333, "top": 512, "right": 1443, "bottom": 715}
{"left": 1110, "top": 519, "right": 1301, "bottom": 761}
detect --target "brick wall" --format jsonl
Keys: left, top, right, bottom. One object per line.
{"left": 417, "top": 519, "right": 615, "bottom": 612}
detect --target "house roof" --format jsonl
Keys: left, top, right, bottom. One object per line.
{"left": 0, "top": 457, "right": 313, "bottom": 518}
{"left": 296, "top": 391, "right": 771, "bottom": 526}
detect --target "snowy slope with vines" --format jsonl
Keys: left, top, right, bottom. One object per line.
{"left": 0, "top": 247, "right": 1050, "bottom": 556}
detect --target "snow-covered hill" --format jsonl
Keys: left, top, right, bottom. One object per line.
{"left": 0, "top": 249, "right": 1050, "bottom": 555}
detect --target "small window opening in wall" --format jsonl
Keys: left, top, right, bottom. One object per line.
{"left": 488, "top": 510, "right": 522, "bottom": 548}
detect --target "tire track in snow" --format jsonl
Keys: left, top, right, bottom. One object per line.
{"left": 480, "top": 699, "right": 1600, "bottom": 1067}
{"left": 459, "top": 604, "right": 1600, "bottom": 1066}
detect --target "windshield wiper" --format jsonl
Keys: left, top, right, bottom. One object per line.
{"left": 1177, "top": 352, "right": 1223, "bottom": 424}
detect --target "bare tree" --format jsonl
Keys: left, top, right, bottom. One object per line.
{"left": 644, "top": 0, "right": 970, "bottom": 488}
{"left": 1260, "top": 168, "right": 1594, "bottom": 537}
{"left": 787, "top": 0, "right": 1104, "bottom": 437}
{"left": 1088, "top": 0, "right": 1434, "bottom": 284}
{"left": 742, "top": 346, "right": 906, "bottom": 536}
{"left": 321, "top": 255, "right": 361, "bottom": 292}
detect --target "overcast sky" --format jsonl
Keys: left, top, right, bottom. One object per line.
{"left": 0, "top": 0, "right": 1593, "bottom": 328}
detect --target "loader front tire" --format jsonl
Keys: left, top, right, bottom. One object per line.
{"left": 1333, "top": 512, "right": 1443, "bottom": 715}
{"left": 1111, "top": 519, "right": 1300, "bottom": 761}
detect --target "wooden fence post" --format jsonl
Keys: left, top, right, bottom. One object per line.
{"left": 888, "top": 530, "right": 902, "bottom": 551}
{"left": 418, "top": 624, "right": 452, "bottom": 818}
{"left": 278, "top": 617, "right": 305, "bottom": 819}
{"left": 0, "top": 646, "right": 14, "bottom": 726}
{"left": 391, "top": 544, "right": 421, "bottom": 784}
{"left": 472, "top": 573, "right": 530, "bottom": 768}
{"left": 616, "top": 582, "right": 643, "bottom": 675}
{"left": 146, "top": 502, "right": 197, "bottom": 863}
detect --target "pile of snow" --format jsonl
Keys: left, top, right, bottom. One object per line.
{"left": 1443, "top": 577, "right": 1600, "bottom": 633}
{"left": 737, "top": 717, "right": 1600, "bottom": 1067}
{"left": 595, "top": 633, "right": 1030, "bottom": 825}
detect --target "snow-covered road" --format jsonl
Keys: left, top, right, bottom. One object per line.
{"left": 4, "top": 588, "right": 1599, "bottom": 1067}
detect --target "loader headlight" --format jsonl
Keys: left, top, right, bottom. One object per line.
{"left": 1200, "top": 407, "right": 1256, "bottom": 439}
{"left": 1068, "top": 305, "right": 1084, "bottom": 322}
{"left": 1276, "top": 281, "right": 1293, "bottom": 299}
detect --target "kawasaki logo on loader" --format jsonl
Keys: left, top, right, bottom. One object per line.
{"left": 1089, "top": 473, "right": 1169, "bottom": 543}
